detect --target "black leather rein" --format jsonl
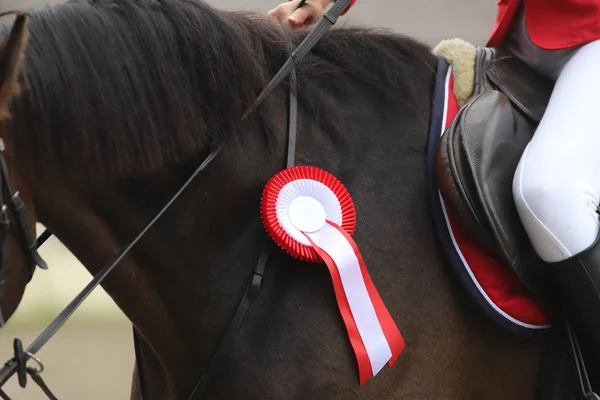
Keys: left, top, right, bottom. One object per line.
{"left": 0, "top": 1, "right": 351, "bottom": 399}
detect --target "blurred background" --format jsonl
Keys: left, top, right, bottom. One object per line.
{"left": 0, "top": 0, "right": 496, "bottom": 398}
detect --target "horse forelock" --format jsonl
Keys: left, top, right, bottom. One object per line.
{"left": 0, "top": 0, "right": 434, "bottom": 181}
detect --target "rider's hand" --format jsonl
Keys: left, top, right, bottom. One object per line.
{"left": 267, "top": 0, "right": 332, "bottom": 32}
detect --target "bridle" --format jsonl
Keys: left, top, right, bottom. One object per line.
{"left": 0, "top": 1, "right": 350, "bottom": 398}
{"left": 0, "top": 137, "right": 49, "bottom": 328}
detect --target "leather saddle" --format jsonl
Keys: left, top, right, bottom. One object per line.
{"left": 434, "top": 47, "right": 555, "bottom": 301}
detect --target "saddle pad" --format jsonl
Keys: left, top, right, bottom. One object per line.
{"left": 425, "top": 56, "right": 551, "bottom": 337}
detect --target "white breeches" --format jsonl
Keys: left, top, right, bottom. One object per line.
{"left": 513, "top": 39, "right": 600, "bottom": 262}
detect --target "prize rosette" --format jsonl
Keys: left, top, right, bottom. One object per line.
{"left": 261, "top": 165, "right": 356, "bottom": 262}
{"left": 260, "top": 166, "right": 405, "bottom": 385}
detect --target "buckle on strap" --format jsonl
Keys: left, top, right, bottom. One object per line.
{"left": 1, "top": 339, "right": 57, "bottom": 400}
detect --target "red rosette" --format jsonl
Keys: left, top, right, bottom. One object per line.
{"left": 261, "top": 166, "right": 356, "bottom": 263}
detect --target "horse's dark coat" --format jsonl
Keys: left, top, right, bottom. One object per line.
{"left": 1, "top": 0, "right": 428, "bottom": 181}
{"left": 0, "top": 1, "right": 547, "bottom": 399}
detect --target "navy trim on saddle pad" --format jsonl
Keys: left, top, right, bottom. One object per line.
{"left": 424, "top": 56, "right": 550, "bottom": 339}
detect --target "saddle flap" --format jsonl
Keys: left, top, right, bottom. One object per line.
{"left": 458, "top": 89, "right": 534, "bottom": 267}
{"left": 435, "top": 92, "right": 499, "bottom": 254}
{"left": 485, "top": 52, "right": 555, "bottom": 123}
{"left": 436, "top": 85, "right": 544, "bottom": 291}
{"left": 437, "top": 89, "right": 519, "bottom": 258}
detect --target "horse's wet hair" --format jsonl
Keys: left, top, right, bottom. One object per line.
{"left": 0, "top": 0, "right": 433, "bottom": 180}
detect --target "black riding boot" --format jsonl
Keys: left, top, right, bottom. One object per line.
{"left": 547, "top": 234, "right": 600, "bottom": 362}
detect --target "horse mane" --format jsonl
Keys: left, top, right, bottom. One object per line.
{"left": 0, "top": 0, "right": 435, "bottom": 180}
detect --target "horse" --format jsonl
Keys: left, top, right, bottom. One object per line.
{"left": 0, "top": 0, "right": 555, "bottom": 398}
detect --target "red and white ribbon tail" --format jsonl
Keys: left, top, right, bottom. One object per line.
{"left": 305, "top": 220, "right": 405, "bottom": 385}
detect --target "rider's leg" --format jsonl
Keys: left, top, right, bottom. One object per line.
{"left": 513, "top": 38, "right": 600, "bottom": 353}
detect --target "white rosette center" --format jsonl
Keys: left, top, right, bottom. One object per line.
{"left": 276, "top": 179, "right": 343, "bottom": 246}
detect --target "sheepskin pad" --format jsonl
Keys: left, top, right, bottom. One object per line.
{"left": 433, "top": 38, "right": 477, "bottom": 107}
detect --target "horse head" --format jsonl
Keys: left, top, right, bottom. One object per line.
{"left": 0, "top": 13, "right": 47, "bottom": 328}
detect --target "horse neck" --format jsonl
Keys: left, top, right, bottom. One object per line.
{"left": 35, "top": 63, "right": 444, "bottom": 400}
{"left": 28, "top": 122, "right": 289, "bottom": 397}
{"left": 20, "top": 22, "right": 478, "bottom": 397}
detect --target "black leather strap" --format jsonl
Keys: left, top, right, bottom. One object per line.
{"left": 0, "top": 339, "right": 58, "bottom": 400}
{"left": 0, "top": 207, "right": 9, "bottom": 327}
{"left": 26, "top": 368, "right": 58, "bottom": 400}
{"left": 184, "top": 240, "right": 272, "bottom": 399}
{"left": 13, "top": 340, "right": 26, "bottom": 389}
{"left": 133, "top": 327, "right": 147, "bottom": 400}
{"left": 243, "top": 0, "right": 347, "bottom": 121}
{"left": 0, "top": 154, "right": 48, "bottom": 271}
{"left": 287, "top": 66, "right": 298, "bottom": 168}
{"left": 34, "top": 229, "right": 53, "bottom": 249}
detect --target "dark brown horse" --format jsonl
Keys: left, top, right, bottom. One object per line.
{"left": 0, "top": 0, "right": 555, "bottom": 398}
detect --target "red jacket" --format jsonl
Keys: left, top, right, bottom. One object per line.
{"left": 343, "top": 0, "right": 600, "bottom": 50}
{"left": 341, "top": 0, "right": 357, "bottom": 15}
{"left": 486, "top": 0, "right": 600, "bottom": 50}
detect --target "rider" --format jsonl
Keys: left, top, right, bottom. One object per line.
{"left": 268, "top": 0, "right": 600, "bottom": 359}
{"left": 488, "top": 1, "right": 600, "bottom": 359}
{"left": 267, "top": 0, "right": 355, "bottom": 31}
